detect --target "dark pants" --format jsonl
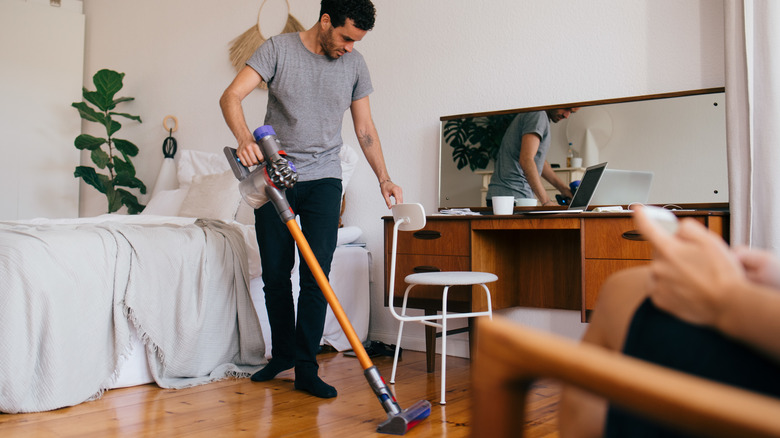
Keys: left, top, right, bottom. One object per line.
{"left": 605, "top": 298, "right": 780, "bottom": 438}
{"left": 254, "top": 178, "right": 342, "bottom": 375}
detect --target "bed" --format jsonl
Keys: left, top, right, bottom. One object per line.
{"left": 0, "top": 146, "right": 371, "bottom": 413}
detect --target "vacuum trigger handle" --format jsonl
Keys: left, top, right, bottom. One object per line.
{"left": 223, "top": 146, "right": 251, "bottom": 181}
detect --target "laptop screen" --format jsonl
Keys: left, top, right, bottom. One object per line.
{"left": 569, "top": 162, "right": 608, "bottom": 210}
{"left": 590, "top": 169, "right": 654, "bottom": 205}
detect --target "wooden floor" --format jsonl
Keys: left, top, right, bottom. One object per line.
{"left": 0, "top": 350, "right": 561, "bottom": 437}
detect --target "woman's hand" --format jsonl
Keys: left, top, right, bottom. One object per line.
{"left": 634, "top": 206, "right": 745, "bottom": 327}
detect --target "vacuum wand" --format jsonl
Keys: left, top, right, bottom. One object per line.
{"left": 226, "top": 125, "right": 431, "bottom": 435}
{"left": 286, "top": 221, "right": 431, "bottom": 435}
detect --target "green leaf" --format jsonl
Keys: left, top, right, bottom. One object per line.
{"left": 74, "top": 134, "right": 106, "bottom": 151}
{"left": 467, "top": 147, "right": 490, "bottom": 171}
{"left": 443, "top": 119, "right": 470, "bottom": 147}
{"left": 112, "top": 138, "right": 139, "bottom": 157}
{"left": 116, "top": 188, "right": 145, "bottom": 214}
{"left": 132, "top": 176, "right": 147, "bottom": 194}
{"left": 93, "top": 69, "right": 124, "bottom": 109}
{"left": 113, "top": 155, "right": 135, "bottom": 178}
{"left": 107, "top": 118, "right": 121, "bottom": 137}
{"left": 105, "top": 185, "right": 123, "bottom": 213}
{"left": 72, "top": 102, "right": 106, "bottom": 125}
{"left": 110, "top": 111, "right": 142, "bottom": 123}
{"left": 91, "top": 148, "right": 111, "bottom": 169}
{"left": 112, "top": 96, "right": 135, "bottom": 105}
{"left": 115, "top": 169, "right": 148, "bottom": 195}
{"left": 83, "top": 90, "right": 112, "bottom": 112}
{"left": 74, "top": 166, "right": 107, "bottom": 193}
{"left": 450, "top": 144, "right": 470, "bottom": 170}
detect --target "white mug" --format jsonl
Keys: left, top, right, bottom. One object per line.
{"left": 492, "top": 196, "right": 514, "bottom": 215}
{"left": 571, "top": 157, "right": 583, "bottom": 168}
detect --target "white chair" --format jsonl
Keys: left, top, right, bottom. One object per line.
{"left": 387, "top": 203, "right": 497, "bottom": 405}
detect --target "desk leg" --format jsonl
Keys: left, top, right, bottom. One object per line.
{"left": 425, "top": 309, "right": 436, "bottom": 373}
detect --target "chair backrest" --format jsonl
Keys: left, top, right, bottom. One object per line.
{"left": 388, "top": 203, "right": 427, "bottom": 299}
{"left": 391, "top": 203, "right": 426, "bottom": 231}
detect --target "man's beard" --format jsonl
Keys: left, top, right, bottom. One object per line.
{"left": 320, "top": 28, "right": 343, "bottom": 60}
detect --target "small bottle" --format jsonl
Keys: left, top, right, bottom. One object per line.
{"left": 566, "top": 143, "right": 574, "bottom": 168}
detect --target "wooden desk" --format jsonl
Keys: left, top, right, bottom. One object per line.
{"left": 383, "top": 206, "right": 729, "bottom": 323}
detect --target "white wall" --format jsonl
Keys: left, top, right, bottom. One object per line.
{"left": 80, "top": 0, "right": 725, "bottom": 354}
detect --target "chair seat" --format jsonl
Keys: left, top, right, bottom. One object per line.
{"left": 405, "top": 271, "right": 498, "bottom": 286}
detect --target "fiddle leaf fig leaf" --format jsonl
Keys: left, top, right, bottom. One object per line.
{"left": 74, "top": 134, "right": 106, "bottom": 151}
{"left": 112, "top": 138, "right": 139, "bottom": 157}
{"left": 113, "top": 155, "right": 135, "bottom": 178}
{"left": 107, "top": 118, "right": 121, "bottom": 137}
{"left": 116, "top": 188, "right": 145, "bottom": 214}
{"left": 83, "top": 89, "right": 112, "bottom": 112}
{"left": 93, "top": 69, "right": 124, "bottom": 110}
{"left": 72, "top": 101, "right": 105, "bottom": 125}
{"left": 105, "top": 185, "right": 123, "bottom": 213}
{"left": 110, "top": 111, "right": 141, "bottom": 123}
{"left": 74, "top": 166, "right": 106, "bottom": 193}
{"left": 91, "top": 148, "right": 111, "bottom": 169}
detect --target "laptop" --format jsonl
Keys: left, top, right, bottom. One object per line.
{"left": 590, "top": 169, "right": 654, "bottom": 206}
{"left": 521, "top": 162, "right": 608, "bottom": 214}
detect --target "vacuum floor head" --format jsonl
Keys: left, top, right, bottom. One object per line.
{"left": 377, "top": 399, "right": 432, "bottom": 435}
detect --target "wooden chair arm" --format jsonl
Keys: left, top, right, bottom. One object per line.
{"left": 471, "top": 315, "right": 780, "bottom": 438}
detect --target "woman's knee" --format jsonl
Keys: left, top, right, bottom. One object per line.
{"left": 583, "top": 266, "right": 653, "bottom": 350}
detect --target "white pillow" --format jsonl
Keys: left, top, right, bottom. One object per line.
{"left": 177, "top": 170, "right": 242, "bottom": 222}
{"left": 336, "top": 226, "right": 362, "bottom": 246}
{"left": 141, "top": 188, "right": 188, "bottom": 216}
{"left": 339, "top": 144, "right": 359, "bottom": 192}
{"left": 235, "top": 199, "right": 255, "bottom": 225}
{"left": 176, "top": 149, "right": 230, "bottom": 188}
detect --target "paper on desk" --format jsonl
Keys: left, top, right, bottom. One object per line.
{"left": 438, "top": 208, "right": 481, "bottom": 216}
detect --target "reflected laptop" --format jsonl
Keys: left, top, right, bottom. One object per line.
{"left": 521, "top": 162, "right": 608, "bottom": 214}
{"left": 590, "top": 169, "right": 654, "bottom": 206}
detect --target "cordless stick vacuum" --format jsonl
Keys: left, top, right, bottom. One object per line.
{"left": 224, "top": 125, "right": 431, "bottom": 436}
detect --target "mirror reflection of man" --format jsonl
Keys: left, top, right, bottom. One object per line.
{"left": 486, "top": 108, "right": 578, "bottom": 207}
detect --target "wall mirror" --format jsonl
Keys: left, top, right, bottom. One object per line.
{"left": 438, "top": 88, "right": 727, "bottom": 209}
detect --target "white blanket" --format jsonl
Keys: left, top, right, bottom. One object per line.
{"left": 0, "top": 217, "right": 265, "bottom": 413}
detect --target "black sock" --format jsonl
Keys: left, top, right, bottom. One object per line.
{"left": 250, "top": 358, "right": 294, "bottom": 382}
{"left": 294, "top": 374, "right": 337, "bottom": 398}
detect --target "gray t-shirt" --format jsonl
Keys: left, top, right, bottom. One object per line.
{"left": 486, "top": 111, "right": 551, "bottom": 199}
{"left": 247, "top": 33, "right": 373, "bottom": 181}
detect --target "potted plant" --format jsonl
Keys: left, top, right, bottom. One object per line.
{"left": 72, "top": 69, "right": 146, "bottom": 214}
{"left": 442, "top": 113, "right": 515, "bottom": 171}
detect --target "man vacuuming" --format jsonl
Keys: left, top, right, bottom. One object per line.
{"left": 220, "top": 0, "right": 403, "bottom": 399}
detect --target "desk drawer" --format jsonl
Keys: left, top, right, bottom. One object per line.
{"left": 395, "top": 221, "right": 470, "bottom": 256}
{"left": 584, "top": 259, "right": 650, "bottom": 310}
{"left": 584, "top": 218, "right": 653, "bottom": 260}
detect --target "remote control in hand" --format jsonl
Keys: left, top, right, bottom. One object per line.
{"left": 642, "top": 206, "right": 679, "bottom": 235}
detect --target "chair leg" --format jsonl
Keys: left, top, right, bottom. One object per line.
{"left": 468, "top": 317, "right": 476, "bottom": 360}
{"left": 390, "top": 320, "right": 405, "bottom": 384}
{"left": 425, "top": 309, "right": 437, "bottom": 373}
{"left": 440, "top": 307, "right": 448, "bottom": 405}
